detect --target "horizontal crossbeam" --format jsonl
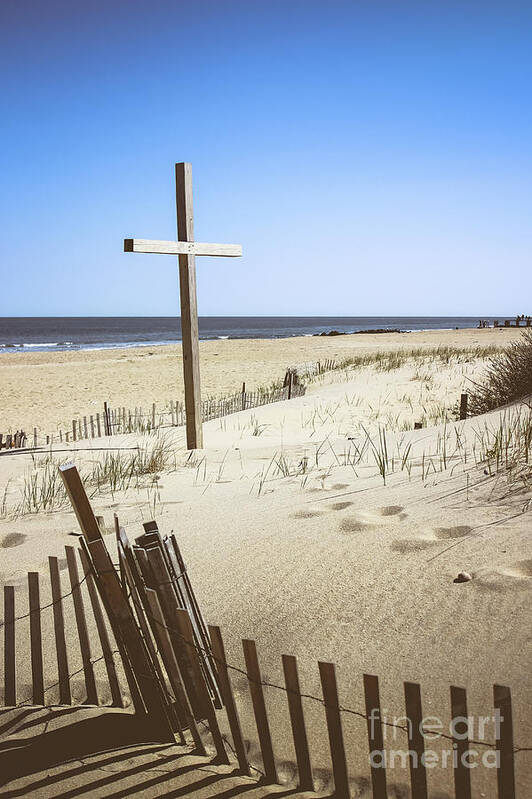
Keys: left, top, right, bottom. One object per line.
{"left": 124, "top": 239, "right": 242, "bottom": 257}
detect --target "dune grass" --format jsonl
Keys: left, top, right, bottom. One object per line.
{"left": 467, "top": 330, "right": 532, "bottom": 415}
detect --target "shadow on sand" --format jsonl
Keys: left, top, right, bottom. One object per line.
{"left": 0, "top": 707, "right": 308, "bottom": 799}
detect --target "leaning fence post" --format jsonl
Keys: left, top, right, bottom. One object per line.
{"left": 459, "top": 393, "right": 468, "bottom": 420}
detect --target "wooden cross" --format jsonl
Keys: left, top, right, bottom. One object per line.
{"left": 124, "top": 163, "right": 242, "bottom": 449}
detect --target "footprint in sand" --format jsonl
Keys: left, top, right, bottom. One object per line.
{"left": 340, "top": 518, "right": 372, "bottom": 534}
{"left": 391, "top": 525, "right": 473, "bottom": 553}
{"left": 380, "top": 505, "right": 405, "bottom": 516}
{"left": 474, "top": 560, "right": 532, "bottom": 590}
{"left": 329, "top": 501, "right": 353, "bottom": 511}
{"left": 1, "top": 533, "right": 26, "bottom": 549}
{"left": 291, "top": 509, "right": 323, "bottom": 519}
{"left": 434, "top": 525, "right": 473, "bottom": 540}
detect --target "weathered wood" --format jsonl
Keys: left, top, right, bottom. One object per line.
{"left": 48, "top": 556, "right": 71, "bottom": 705}
{"left": 28, "top": 572, "right": 44, "bottom": 704}
{"left": 77, "top": 547, "right": 123, "bottom": 708}
{"left": 115, "top": 527, "right": 174, "bottom": 719}
{"left": 404, "top": 681, "right": 427, "bottom": 799}
{"left": 319, "top": 661, "right": 349, "bottom": 799}
{"left": 450, "top": 686, "right": 471, "bottom": 799}
{"left": 363, "top": 674, "right": 387, "bottom": 799}
{"left": 166, "top": 535, "right": 220, "bottom": 705}
{"left": 459, "top": 393, "right": 468, "bottom": 421}
{"left": 59, "top": 464, "right": 174, "bottom": 740}
{"left": 78, "top": 536, "right": 144, "bottom": 715}
{"left": 494, "top": 684, "right": 515, "bottom": 799}
{"left": 174, "top": 608, "right": 228, "bottom": 763}
{"left": 282, "top": 654, "right": 313, "bottom": 791}
{"left": 3, "top": 586, "right": 16, "bottom": 705}
{"left": 124, "top": 238, "right": 242, "bottom": 257}
{"left": 242, "top": 638, "right": 278, "bottom": 783}
{"left": 209, "top": 625, "right": 250, "bottom": 775}
{"left": 65, "top": 545, "right": 98, "bottom": 705}
{"left": 144, "top": 588, "right": 204, "bottom": 751}
{"left": 176, "top": 162, "right": 203, "bottom": 450}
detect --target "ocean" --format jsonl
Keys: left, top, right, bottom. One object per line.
{"left": 0, "top": 316, "right": 504, "bottom": 354}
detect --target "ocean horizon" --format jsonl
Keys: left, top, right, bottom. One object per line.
{"left": 0, "top": 315, "right": 510, "bottom": 353}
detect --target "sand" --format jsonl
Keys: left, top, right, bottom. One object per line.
{"left": 0, "top": 330, "right": 530, "bottom": 796}
{"left": 0, "top": 326, "right": 521, "bottom": 434}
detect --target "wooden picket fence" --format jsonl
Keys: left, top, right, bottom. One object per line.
{"left": 9, "top": 369, "right": 306, "bottom": 449}
{"left": 0, "top": 464, "right": 521, "bottom": 797}
{"left": 0, "top": 431, "right": 27, "bottom": 450}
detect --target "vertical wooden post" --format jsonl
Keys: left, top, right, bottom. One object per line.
{"left": 459, "top": 393, "right": 468, "bottom": 421}
{"left": 65, "top": 546, "right": 98, "bottom": 705}
{"left": 450, "top": 686, "right": 472, "bottom": 799}
{"left": 176, "top": 162, "right": 203, "bottom": 450}
{"left": 33, "top": 428, "right": 37, "bottom": 448}
{"left": 72, "top": 420, "right": 77, "bottom": 442}
{"left": 319, "top": 661, "right": 349, "bottom": 799}
{"left": 209, "top": 625, "right": 250, "bottom": 775}
{"left": 363, "top": 673, "right": 387, "bottom": 799}
{"left": 404, "top": 681, "right": 427, "bottom": 799}
{"left": 242, "top": 638, "right": 278, "bottom": 783}
{"left": 28, "top": 572, "right": 44, "bottom": 704}
{"left": 3, "top": 586, "right": 16, "bottom": 705}
{"left": 282, "top": 654, "right": 314, "bottom": 792}
{"left": 494, "top": 685, "right": 515, "bottom": 799}
{"left": 49, "top": 557, "right": 72, "bottom": 705}
{"left": 241, "top": 382, "right": 246, "bottom": 411}
{"left": 96, "top": 413, "right": 101, "bottom": 437}
{"left": 103, "top": 402, "right": 110, "bottom": 436}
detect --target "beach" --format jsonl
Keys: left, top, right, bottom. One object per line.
{"left": 0, "top": 325, "right": 530, "bottom": 795}
{"left": 0, "top": 326, "right": 520, "bottom": 435}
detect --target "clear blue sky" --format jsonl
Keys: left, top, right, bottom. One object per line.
{"left": 1, "top": 0, "right": 530, "bottom": 316}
